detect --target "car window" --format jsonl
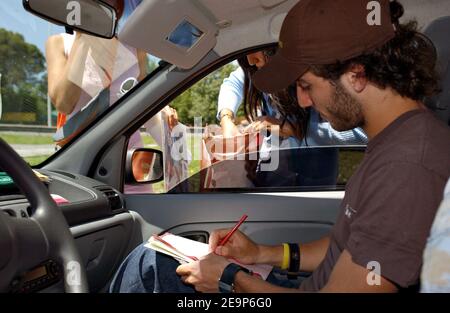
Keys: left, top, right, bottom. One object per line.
{"left": 167, "top": 147, "right": 365, "bottom": 193}
{"left": 124, "top": 61, "right": 240, "bottom": 194}
{"left": 0, "top": 0, "right": 161, "bottom": 166}
{"left": 124, "top": 60, "right": 367, "bottom": 194}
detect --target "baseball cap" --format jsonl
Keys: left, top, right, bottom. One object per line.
{"left": 253, "top": 0, "right": 396, "bottom": 93}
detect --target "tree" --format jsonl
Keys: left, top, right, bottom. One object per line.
{"left": 147, "top": 58, "right": 159, "bottom": 73}
{"left": 170, "top": 63, "right": 239, "bottom": 125}
{"left": 0, "top": 28, "right": 47, "bottom": 124}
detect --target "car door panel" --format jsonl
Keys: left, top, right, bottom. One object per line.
{"left": 69, "top": 212, "right": 162, "bottom": 292}
{"left": 125, "top": 192, "right": 342, "bottom": 246}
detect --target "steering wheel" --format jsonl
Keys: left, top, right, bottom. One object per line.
{"left": 0, "top": 139, "right": 88, "bottom": 293}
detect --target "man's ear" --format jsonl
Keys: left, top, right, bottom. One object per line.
{"left": 342, "top": 64, "right": 367, "bottom": 93}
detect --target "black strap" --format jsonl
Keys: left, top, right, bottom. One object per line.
{"left": 287, "top": 243, "right": 300, "bottom": 279}
{"left": 219, "top": 263, "right": 251, "bottom": 293}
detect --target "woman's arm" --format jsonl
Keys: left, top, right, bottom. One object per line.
{"left": 217, "top": 66, "right": 245, "bottom": 120}
{"left": 137, "top": 50, "right": 148, "bottom": 81}
{"left": 46, "top": 34, "right": 90, "bottom": 115}
{"left": 217, "top": 67, "right": 246, "bottom": 136}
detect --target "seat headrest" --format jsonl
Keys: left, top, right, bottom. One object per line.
{"left": 424, "top": 16, "right": 450, "bottom": 126}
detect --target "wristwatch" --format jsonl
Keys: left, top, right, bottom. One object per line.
{"left": 218, "top": 263, "right": 251, "bottom": 293}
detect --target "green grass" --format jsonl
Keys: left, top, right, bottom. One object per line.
{"left": 151, "top": 181, "right": 166, "bottom": 194}
{"left": 0, "top": 133, "right": 54, "bottom": 166}
{"left": 23, "top": 155, "right": 50, "bottom": 166}
{"left": 189, "top": 160, "right": 200, "bottom": 177}
{"left": 338, "top": 150, "right": 365, "bottom": 185}
{"left": 142, "top": 134, "right": 158, "bottom": 147}
{"left": 0, "top": 133, "right": 54, "bottom": 145}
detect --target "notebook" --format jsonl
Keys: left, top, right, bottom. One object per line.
{"left": 145, "top": 233, "right": 273, "bottom": 280}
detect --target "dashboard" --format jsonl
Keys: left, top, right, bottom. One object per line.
{"left": 0, "top": 170, "right": 126, "bottom": 227}
{"left": 0, "top": 170, "right": 138, "bottom": 293}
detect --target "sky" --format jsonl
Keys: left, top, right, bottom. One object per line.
{"left": 0, "top": 0, "right": 64, "bottom": 53}
{"left": 0, "top": 0, "right": 159, "bottom": 64}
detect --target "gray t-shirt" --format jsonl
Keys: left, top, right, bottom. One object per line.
{"left": 300, "top": 109, "right": 450, "bottom": 291}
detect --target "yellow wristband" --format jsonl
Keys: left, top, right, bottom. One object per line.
{"left": 281, "top": 243, "right": 290, "bottom": 270}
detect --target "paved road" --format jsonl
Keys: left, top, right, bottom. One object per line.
{"left": 11, "top": 144, "right": 56, "bottom": 158}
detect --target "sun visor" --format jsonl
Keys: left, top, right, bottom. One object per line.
{"left": 118, "top": 0, "right": 218, "bottom": 69}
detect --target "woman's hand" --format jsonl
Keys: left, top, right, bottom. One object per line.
{"left": 221, "top": 118, "right": 240, "bottom": 138}
{"left": 208, "top": 229, "right": 261, "bottom": 265}
{"left": 244, "top": 116, "right": 295, "bottom": 138}
{"left": 162, "top": 106, "right": 179, "bottom": 130}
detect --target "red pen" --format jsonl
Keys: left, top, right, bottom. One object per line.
{"left": 218, "top": 214, "right": 248, "bottom": 247}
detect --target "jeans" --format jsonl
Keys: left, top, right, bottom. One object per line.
{"left": 109, "top": 244, "right": 300, "bottom": 293}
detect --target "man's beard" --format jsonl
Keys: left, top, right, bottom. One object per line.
{"left": 325, "top": 81, "right": 365, "bottom": 131}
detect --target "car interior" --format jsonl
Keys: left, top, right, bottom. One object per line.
{"left": 0, "top": 0, "right": 449, "bottom": 293}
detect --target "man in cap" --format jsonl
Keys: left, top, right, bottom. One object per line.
{"left": 111, "top": 0, "right": 450, "bottom": 293}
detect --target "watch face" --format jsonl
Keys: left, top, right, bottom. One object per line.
{"left": 218, "top": 281, "right": 234, "bottom": 293}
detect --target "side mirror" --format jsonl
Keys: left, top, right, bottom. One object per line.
{"left": 23, "top": 0, "right": 117, "bottom": 39}
{"left": 125, "top": 148, "right": 164, "bottom": 185}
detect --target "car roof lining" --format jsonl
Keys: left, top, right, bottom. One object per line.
{"left": 118, "top": 0, "right": 299, "bottom": 69}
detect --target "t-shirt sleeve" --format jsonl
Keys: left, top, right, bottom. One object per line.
{"left": 346, "top": 162, "right": 446, "bottom": 288}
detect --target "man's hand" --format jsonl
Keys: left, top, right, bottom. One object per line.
{"left": 209, "top": 229, "right": 261, "bottom": 265}
{"left": 176, "top": 253, "right": 230, "bottom": 293}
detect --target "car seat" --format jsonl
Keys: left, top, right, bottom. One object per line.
{"left": 424, "top": 16, "right": 450, "bottom": 127}
{"left": 420, "top": 16, "right": 450, "bottom": 293}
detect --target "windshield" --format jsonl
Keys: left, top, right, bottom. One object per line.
{"left": 0, "top": 0, "right": 160, "bottom": 166}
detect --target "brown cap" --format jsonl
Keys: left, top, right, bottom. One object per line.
{"left": 253, "top": 0, "right": 396, "bottom": 93}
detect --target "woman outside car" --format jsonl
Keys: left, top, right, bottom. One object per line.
{"left": 45, "top": 0, "right": 179, "bottom": 193}
{"left": 216, "top": 49, "right": 368, "bottom": 187}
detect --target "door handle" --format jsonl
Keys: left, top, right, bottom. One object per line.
{"left": 179, "top": 231, "right": 209, "bottom": 244}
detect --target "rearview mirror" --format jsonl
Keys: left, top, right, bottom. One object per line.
{"left": 125, "top": 148, "right": 164, "bottom": 185}
{"left": 23, "top": 0, "right": 117, "bottom": 39}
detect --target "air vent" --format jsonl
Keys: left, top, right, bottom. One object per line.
{"left": 95, "top": 186, "right": 124, "bottom": 213}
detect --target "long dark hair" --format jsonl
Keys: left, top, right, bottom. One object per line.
{"left": 238, "top": 49, "right": 309, "bottom": 140}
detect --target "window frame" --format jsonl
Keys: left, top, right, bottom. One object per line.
{"left": 121, "top": 44, "right": 368, "bottom": 195}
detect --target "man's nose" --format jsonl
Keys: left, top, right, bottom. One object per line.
{"left": 297, "top": 87, "right": 313, "bottom": 108}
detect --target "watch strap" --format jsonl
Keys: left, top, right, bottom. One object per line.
{"left": 218, "top": 263, "right": 250, "bottom": 293}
